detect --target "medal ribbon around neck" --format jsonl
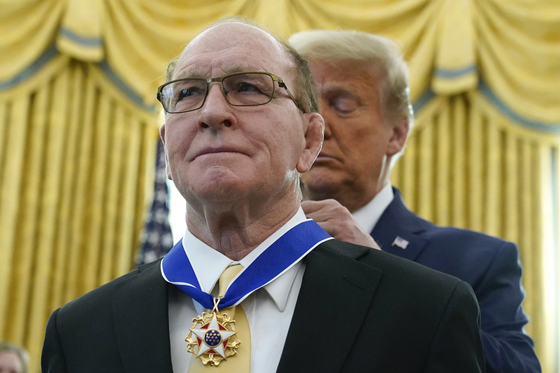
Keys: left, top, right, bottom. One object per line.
{"left": 161, "top": 219, "right": 333, "bottom": 309}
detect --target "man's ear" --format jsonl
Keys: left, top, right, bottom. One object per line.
{"left": 159, "top": 123, "right": 173, "bottom": 180}
{"left": 387, "top": 116, "right": 409, "bottom": 157}
{"left": 297, "top": 112, "right": 324, "bottom": 173}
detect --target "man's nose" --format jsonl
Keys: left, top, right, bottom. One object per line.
{"left": 198, "top": 83, "right": 235, "bottom": 129}
{"left": 205, "top": 82, "right": 228, "bottom": 107}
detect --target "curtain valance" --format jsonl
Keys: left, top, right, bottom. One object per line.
{"left": 1, "top": 0, "right": 559, "bottom": 131}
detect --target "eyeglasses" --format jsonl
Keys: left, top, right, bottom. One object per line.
{"left": 156, "top": 72, "right": 304, "bottom": 114}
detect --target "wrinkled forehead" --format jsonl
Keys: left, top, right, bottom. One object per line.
{"left": 174, "top": 22, "right": 292, "bottom": 79}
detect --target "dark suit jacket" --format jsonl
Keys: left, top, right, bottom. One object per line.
{"left": 42, "top": 239, "right": 485, "bottom": 372}
{"left": 372, "top": 188, "right": 540, "bottom": 373}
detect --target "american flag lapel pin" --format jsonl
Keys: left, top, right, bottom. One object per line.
{"left": 392, "top": 236, "right": 409, "bottom": 249}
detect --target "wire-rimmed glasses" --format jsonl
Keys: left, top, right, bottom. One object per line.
{"left": 156, "top": 71, "right": 303, "bottom": 113}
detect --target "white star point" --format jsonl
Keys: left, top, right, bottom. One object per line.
{"left": 190, "top": 313, "right": 237, "bottom": 358}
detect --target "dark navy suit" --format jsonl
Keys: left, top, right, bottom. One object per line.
{"left": 372, "top": 188, "right": 540, "bottom": 373}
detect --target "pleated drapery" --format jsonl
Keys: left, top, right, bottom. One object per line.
{"left": 0, "top": 1, "right": 559, "bottom": 372}
{"left": 0, "top": 52, "right": 159, "bottom": 371}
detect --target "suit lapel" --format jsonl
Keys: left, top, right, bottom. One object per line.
{"left": 372, "top": 188, "right": 428, "bottom": 261}
{"left": 112, "top": 261, "right": 173, "bottom": 373}
{"left": 276, "top": 241, "right": 382, "bottom": 373}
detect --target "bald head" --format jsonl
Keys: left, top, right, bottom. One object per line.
{"left": 165, "top": 18, "right": 319, "bottom": 113}
{"left": 184, "top": 22, "right": 287, "bottom": 67}
{"left": 173, "top": 22, "right": 291, "bottom": 82}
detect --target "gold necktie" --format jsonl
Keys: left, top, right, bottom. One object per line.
{"left": 188, "top": 264, "right": 251, "bottom": 371}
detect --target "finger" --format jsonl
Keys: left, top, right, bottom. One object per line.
{"left": 301, "top": 200, "right": 332, "bottom": 214}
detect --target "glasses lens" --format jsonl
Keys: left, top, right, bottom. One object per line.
{"left": 222, "top": 73, "right": 274, "bottom": 106}
{"left": 163, "top": 79, "right": 207, "bottom": 113}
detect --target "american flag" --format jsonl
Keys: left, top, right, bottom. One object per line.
{"left": 137, "top": 139, "right": 174, "bottom": 265}
{"left": 392, "top": 236, "right": 409, "bottom": 249}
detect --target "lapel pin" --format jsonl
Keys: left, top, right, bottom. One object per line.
{"left": 392, "top": 236, "right": 409, "bottom": 249}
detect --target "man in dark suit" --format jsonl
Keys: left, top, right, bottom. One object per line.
{"left": 290, "top": 30, "right": 541, "bottom": 373}
{"left": 42, "top": 18, "right": 485, "bottom": 372}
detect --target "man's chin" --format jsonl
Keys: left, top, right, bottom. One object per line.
{"left": 301, "top": 175, "right": 346, "bottom": 200}
{"left": 302, "top": 165, "right": 344, "bottom": 184}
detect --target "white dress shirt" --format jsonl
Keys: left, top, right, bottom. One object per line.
{"left": 352, "top": 182, "right": 394, "bottom": 235}
{"left": 168, "top": 209, "right": 308, "bottom": 373}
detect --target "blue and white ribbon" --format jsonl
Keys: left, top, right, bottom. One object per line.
{"left": 161, "top": 219, "right": 332, "bottom": 309}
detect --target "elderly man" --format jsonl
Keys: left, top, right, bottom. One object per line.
{"left": 290, "top": 30, "right": 541, "bottom": 372}
{"left": 42, "top": 18, "right": 485, "bottom": 372}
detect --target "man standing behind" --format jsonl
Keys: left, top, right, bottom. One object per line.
{"left": 290, "top": 30, "right": 540, "bottom": 373}
{"left": 42, "top": 18, "right": 485, "bottom": 372}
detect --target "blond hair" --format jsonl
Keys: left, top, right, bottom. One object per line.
{"left": 289, "top": 30, "right": 414, "bottom": 162}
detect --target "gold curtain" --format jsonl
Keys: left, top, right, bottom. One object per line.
{"left": 0, "top": 0, "right": 558, "bottom": 372}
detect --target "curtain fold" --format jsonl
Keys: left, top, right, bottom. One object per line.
{"left": 432, "top": 0, "right": 477, "bottom": 94}
{"left": 1, "top": 1, "right": 559, "bottom": 372}
{"left": 0, "top": 56, "right": 159, "bottom": 369}
{"left": 476, "top": 0, "right": 560, "bottom": 122}
{"left": 57, "top": 0, "right": 105, "bottom": 61}
{"left": 0, "top": 0, "right": 64, "bottom": 81}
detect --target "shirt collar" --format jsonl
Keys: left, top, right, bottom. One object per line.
{"left": 352, "top": 182, "right": 394, "bottom": 234}
{"left": 181, "top": 208, "right": 307, "bottom": 311}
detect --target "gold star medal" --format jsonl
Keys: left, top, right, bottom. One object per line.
{"left": 186, "top": 298, "right": 241, "bottom": 366}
